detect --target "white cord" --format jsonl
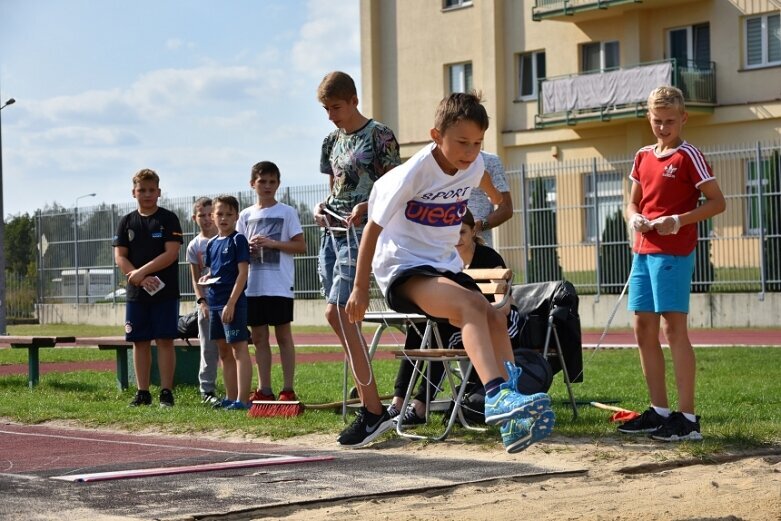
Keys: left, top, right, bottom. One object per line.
{"left": 323, "top": 208, "right": 374, "bottom": 388}
{"left": 568, "top": 234, "right": 645, "bottom": 383}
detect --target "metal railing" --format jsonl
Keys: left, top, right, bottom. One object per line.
{"left": 532, "top": 0, "right": 644, "bottom": 21}
{"left": 535, "top": 58, "right": 716, "bottom": 128}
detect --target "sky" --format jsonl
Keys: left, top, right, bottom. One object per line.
{"left": 0, "top": 0, "right": 360, "bottom": 218}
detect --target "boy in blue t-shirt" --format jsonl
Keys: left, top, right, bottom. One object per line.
{"left": 200, "top": 195, "right": 252, "bottom": 410}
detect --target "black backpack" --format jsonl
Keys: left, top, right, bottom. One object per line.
{"left": 177, "top": 311, "right": 199, "bottom": 344}
{"left": 513, "top": 348, "right": 554, "bottom": 394}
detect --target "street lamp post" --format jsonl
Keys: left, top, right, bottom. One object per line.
{"left": 74, "top": 193, "right": 96, "bottom": 313}
{"left": 0, "top": 97, "right": 17, "bottom": 335}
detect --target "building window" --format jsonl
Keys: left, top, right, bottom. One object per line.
{"left": 449, "top": 62, "right": 473, "bottom": 94}
{"left": 584, "top": 172, "right": 624, "bottom": 242}
{"left": 745, "top": 13, "right": 781, "bottom": 68}
{"left": 581, "top": 41, "right": 619, "bottom": 73}
{"left": 443, "top": 0, "right": 472, "bottom": 9}
{"left": 668, "top": 23, "right": 711, "bottom": 68}
{"left": 518, "top": 51, "right": 546, "bottom": 100}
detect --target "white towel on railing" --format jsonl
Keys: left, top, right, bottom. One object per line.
{"left": 542, "top": 62, "right": 672, "bottom": 114}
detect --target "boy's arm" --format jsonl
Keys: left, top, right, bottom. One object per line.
{"left": 190, "top": 263, "right": 209, "bottom": 311}
{"left": 345, "top": 219, "right": 383, "bottom": 323}
{"left": 478, "top": 172, "right": 504, "bottom": 207}
{"left": 476, "top": 188, "right": 513, "bottom": 233}
{"left": 253, "top": 233, "right": 306, "bottom": 254}
{"left": 654, "top": 180, "right": 726, "bottom": 235}
{"left": 114, "top": 246, "right": 135, "bottom": 279}
{"left": 220, "top": 261, "right": 248, "bottom": 324}
{"left": 626, "top": 182, "right": 652, "bottom": 233}
{"left": 126, "top": 241, "right": 181, "bottom": 286}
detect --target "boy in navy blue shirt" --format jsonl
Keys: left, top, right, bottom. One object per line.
{"left": 113, "top": 168, "right": 183, "bottom": 407}
{"left": 200, "top": 195, "right": 253, "bottom": 410}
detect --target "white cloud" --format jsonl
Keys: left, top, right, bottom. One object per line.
{"left": 26, "top": 126, "right": 140, "bottom": 147}
{"left": 165, "top": 38, "right": 196, "bottom": 51}
{"left": 291, "top": 0, "right": 360, "bottom": 79}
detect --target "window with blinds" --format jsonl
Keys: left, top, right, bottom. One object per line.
{"left": 745, "top": 13, "right": 781, "bottom": 68}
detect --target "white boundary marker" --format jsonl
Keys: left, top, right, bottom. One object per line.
{"left": 51, "top": 455, "right": 334, "bottom": 482}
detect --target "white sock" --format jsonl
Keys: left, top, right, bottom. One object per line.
{"left": 682, "top": 412, "right": 697, "bottom": 423}
{"left": 651, "top": 405, "right": 670, "bottom": 417}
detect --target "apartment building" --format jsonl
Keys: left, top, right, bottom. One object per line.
{"left": 359, "top": 0, "right": 780, "bottom": 275}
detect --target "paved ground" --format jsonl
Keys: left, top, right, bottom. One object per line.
{"left": 0, "top": 422, "right": 579, "bottom": 521}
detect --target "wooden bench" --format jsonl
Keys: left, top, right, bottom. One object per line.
{"left": 0, "top": 336, "right": 77, "bottom": 388}
{"left": 75, "top": 337, "right": 199, "bottom": 391}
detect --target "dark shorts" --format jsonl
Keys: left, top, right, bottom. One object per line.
{"left": 386, "top": 265, "right": 480, "bottom": 320}
{"left": 124, "top": 299, "right": 179, "bottom": 342}
{"left": 247, "top": 296, "right": 294, "bottom": 327}
{"left": 209, "top": 299, "right": 249, "bottom": 343}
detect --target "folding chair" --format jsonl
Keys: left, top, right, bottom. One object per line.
{"left": 511, "top": 281, "right": 582, "bottom": 418}
{"left": 341, "top": 276, "right": 445, "bottom": 420}
{"left": 393, "top": 268, "right": 513, "bottom": 441}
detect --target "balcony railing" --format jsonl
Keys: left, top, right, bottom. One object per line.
{"left": 535, "top": 59, "right": 716, "bottom": 128}
{"left": 532, "top": 0, "right": 642, "bottom": 21}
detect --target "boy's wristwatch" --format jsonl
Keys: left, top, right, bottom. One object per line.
{"left": 196, "top": 297, "right": 206, "bottom": 304}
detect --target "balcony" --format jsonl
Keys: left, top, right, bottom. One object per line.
{"left": 535, "top": 59, "right": 716, "bottom": 129}
{"left": 532, "top": 0, "right": 687, "bottom": 22}
{"left": 532, "top": 0, "right": 639, "bottom": 21}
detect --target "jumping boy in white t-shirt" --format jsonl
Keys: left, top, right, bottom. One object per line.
{"left": 346, "top": 92, "right": 555, "bottom": 453}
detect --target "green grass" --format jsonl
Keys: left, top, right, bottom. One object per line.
{"left": 1, "top": 339, "right": 779, "bottom": 455}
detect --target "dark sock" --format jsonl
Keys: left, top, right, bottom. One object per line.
{"left": 484, "top": 377, "right": 505, "bottom": 397}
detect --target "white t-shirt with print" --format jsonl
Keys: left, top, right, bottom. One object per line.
{"left": 237, "top": 202, "right": 303, "bottom": 298}
{"left": 369, "top": 142, "right": 485, "bottom": 294}
{"left": 186, "top": 234, "right": 211, "bottom": 278}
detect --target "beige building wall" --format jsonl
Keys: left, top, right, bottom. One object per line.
{"left": 360, "top": 0, "right": 781, "bottom": 275}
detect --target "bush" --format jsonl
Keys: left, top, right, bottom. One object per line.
{"left": 598, "top": 209, "right": 631, "bottom": 294}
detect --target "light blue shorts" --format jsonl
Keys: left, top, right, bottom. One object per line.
{"left": 628, "top": 252, "right": 695, "bottom": 314}
{"left": 318, "top": 230, "right": 361, "bottom": 307}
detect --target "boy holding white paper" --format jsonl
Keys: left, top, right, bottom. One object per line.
{"left": 113, "top": 168, "right": 184, "bottom": 407}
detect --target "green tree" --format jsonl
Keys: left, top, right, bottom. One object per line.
{"left": 599, "top": 209, "right": 632, "bottom": 294}
{"left": 5, "top": 213, "right": 36, "bottom": 275}
{"left": 527, "top": 177, "right": 562, "bottom": 283}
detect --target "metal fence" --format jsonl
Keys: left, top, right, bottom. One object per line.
{"left": 495, "top": 141, "right": 781, "bottom": 297}
{"left": 34, "top": 184, "right": 329, "bottom": 309}
{"left": 20, "top": 141, "right": 781, "bottom": 319}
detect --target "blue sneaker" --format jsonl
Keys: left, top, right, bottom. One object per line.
{"left": 504, "top": 360, "right": 521, "bottom": 390}
{"left": 225, "top": 400, "right": 249, "bottom": 410}
{"left": 501, "top": 408, "right": 556, "bottom": 454}
{"left": 212, "top": 397, "right": 234, "bottom": 409}
{"left": 484, "top": 384, "right": 551, "bottom": 425}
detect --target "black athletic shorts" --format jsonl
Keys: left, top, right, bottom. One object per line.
{"left": 247, "top": 296, "right": 294, "bottom": 326}
{"left": 385, "top": 265, "right": 479, "bottom": 320}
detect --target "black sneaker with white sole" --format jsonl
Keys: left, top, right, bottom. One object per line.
{"left": 129, "top": 390, "right": 152, "bottom": 407}
{"left": 650, "top": 412, "right": 702, "bottom": 442}
{"left": 337, "top": 407, "right": 394, "bottom": 448}
{"left": 159, "top": 388, "right": 175, "bottom": 408}
{"left": 617, "top": 407, "right": 667, "bottom": 434}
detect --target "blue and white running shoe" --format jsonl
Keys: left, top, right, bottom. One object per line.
{"left": 484, "top": 384, "right": 551, "bottom": 425}
{"left": 501, "top": 408, "right": 556, "bottom": 453}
